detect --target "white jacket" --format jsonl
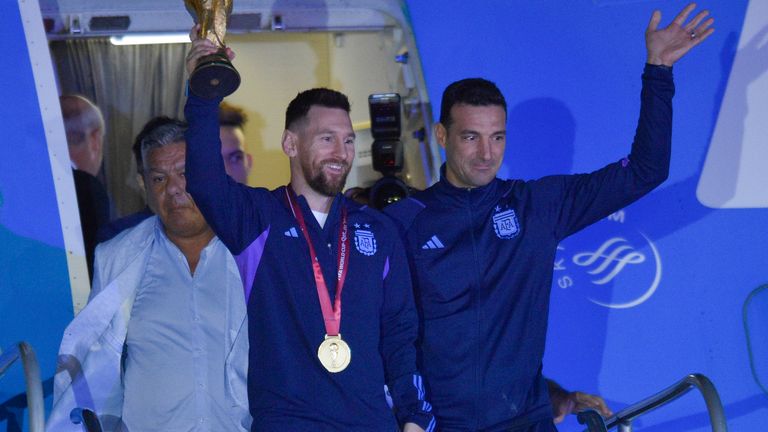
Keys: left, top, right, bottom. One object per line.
{"left": 46, "top": 217, "right": 250, "bottom": 431}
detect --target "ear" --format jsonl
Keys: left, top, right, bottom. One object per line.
{"left": 435, "top": 123, "right": 448, "bottom": 149}
{"left": 136, "top": 173, "right": 146, "bottom": 195}
{"left": 281, "top": 129, "right": 298, "bottom": 157}
{"left": 245, "top": 153, "right": 253, "bottom": 169}
{"left": 88, "top": 128, "right": 103, "bottom": 152}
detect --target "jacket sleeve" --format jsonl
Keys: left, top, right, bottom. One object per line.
{"left": 379, "top": 233, "right": 436, "bottom": 430}
{"left": 184, "top": 94, "right": 272, "bottom": 254}
{"left": 534, "top": 64, "right": 674, "bottom": 240}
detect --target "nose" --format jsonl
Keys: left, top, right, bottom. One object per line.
{"left": 478, "top": 137, "right": 492, "bottom": 161}
{"left": 331, "top": 137, "right": 351, "bottom": 161}
{"left": 166, "top": 173, "right": 186, "bottom": 196}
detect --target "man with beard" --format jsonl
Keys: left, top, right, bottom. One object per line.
{"left": 384, "top": 4, "right": 713, "bottom": 431}
{"left": 183, "top": 32, "right": 434, "bottom": 432}
{"left": 48, "top": 118, "right": 250, "bottom": 431}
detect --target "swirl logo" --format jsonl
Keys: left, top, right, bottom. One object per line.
{"left": 555, "top": 213, "right": 662, "bottom": 309}
{"left": 572, "top": 237, "right": 646, "bottom": 285}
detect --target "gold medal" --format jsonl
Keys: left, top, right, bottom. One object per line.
{"left": 317, "top": 334, "right": 351, "bottom": 373}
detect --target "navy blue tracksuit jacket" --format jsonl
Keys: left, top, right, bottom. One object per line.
{"left": 385, "top": 64, "right": 673, "bottom": 431}
{"left": 185, "top": 96, "right": 434, "bottom": 431}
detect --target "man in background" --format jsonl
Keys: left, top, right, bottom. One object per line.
{"left": 60, "top": 94, "right": 111, "bottom": 281}
{"left": 48, "top": 117, "right": 250, "bottom": 432}
{"left": 98, "top": 102, "right": 253, "bottom": 242}
{"left": 219, "top": 102, "right": 253, "bottom": 184}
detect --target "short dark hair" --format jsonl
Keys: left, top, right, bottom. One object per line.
{"left": 284, "top": 88, "right": 350, "bottom": 130}
{"left": 132, "top": 117, "right": 187, "bottom": 174}
{"left": 439, "top": 78, "right": 507, "bottom": 129}
{"left": 219, "top": 102, "right": 247, "bottom": 128}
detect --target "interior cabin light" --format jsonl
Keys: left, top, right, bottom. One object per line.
{"left": 109, "top": 33, "right": 190, "bottom": 46}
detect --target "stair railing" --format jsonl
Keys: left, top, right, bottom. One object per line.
{"left": 578, "top": 373, "right": 727, "bottom": 432}
{"left": 0, "top": 342, "right": 45, "bottom": 432}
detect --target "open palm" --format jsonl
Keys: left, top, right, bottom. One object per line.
{"left": 646, "top": 3, "right": 715, "bottom": 66}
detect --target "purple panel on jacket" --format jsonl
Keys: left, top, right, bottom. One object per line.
{"left": 234, "top": 226, "right": 270, "bottom": 303}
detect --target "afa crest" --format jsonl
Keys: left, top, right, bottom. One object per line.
{"left": 354, "top": 228, "right": 377, "bottom": 256}
{"left": 492, "top": 208, "right": 520, "bottom": 239}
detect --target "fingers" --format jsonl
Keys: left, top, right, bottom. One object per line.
{"left": 225, "top": 46, "right": 236, "bottom": 61}
{"left": 692, "top": 26, "right": 715, "bottom": 47}
{"left": 647, "top": 10, "right": 661, "bottom": 33}
{"left": 685, "top": 9, "right": 710, "bottom": 31}
{"left": 588, "top": 395, "right": 613, "bottom": 418}
{"left": 188, "top": 24, "right": 200, "bottom": 42}
{"left": 694, "top": 17, "right": 715, "bottom": 39}
{"left": 572, "top": 392, "right": 614, "bottom": 418}
{"left": 185, "top": 37, "right": 218, "bottom": 75}
{"left": 672, "top": 2, "right": 697, "bottom": 27}
{"left": 552, "top": 398, "right": 574, "bottom": 424}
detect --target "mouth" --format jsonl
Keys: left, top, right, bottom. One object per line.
{"left": 167, "top": 200, "right": 193, "bottom": 211}
{"left": 322, "top": 160, "right": 349, "bottom": 175}
{"left": 472, "top": 164, "right": 494, "bottom": 171}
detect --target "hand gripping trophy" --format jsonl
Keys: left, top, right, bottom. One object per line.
{"left": 184, "top": 0, "right": 240, "bottom": 98}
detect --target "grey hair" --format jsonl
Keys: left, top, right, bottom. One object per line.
{"left": 138, "top": 120, "right": 187, "bottom": 172}
{"left": 60, "top": 95, "right": 105, "bottom": 146}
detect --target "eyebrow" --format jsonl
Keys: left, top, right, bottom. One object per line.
{"left": 317, "top": 129, "right": 356, "bottom": 139}
{"left": 458, "top": 129, "right": 506, "bottom": 135}
{"left": 148, "top": 162, "right": 186, "bottom": 174}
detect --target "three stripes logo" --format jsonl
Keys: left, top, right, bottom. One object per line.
{"left": 422, "top": 235, "right": 444, "bottom": 250}
{"left": 284, "top": 227, "right": 299, "bottom": 238}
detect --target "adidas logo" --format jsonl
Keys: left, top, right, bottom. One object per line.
{"left": 421, "top": 235, "right": 444, "bottom": 250}
{"left": 284, "top": 227, "right": 299, "bottom": 238}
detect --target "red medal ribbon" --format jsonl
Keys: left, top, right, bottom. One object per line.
{"left": 285, "top": 186, "right": 349, "bottom": 336}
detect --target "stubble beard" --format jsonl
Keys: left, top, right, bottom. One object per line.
{"left": 303, "top": 160, "right": 350, "bottom": 197}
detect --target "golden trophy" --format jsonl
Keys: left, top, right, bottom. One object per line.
{"left": 184, "top": 0, "right": 241, "bottom": 98}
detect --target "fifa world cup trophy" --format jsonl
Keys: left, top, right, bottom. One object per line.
{"left": 184, "top": 0, "right": 241, "bottom": 98}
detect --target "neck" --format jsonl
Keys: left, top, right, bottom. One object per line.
{"left": 290, "top": 180, "right": 334, "bottom": 213}
{"left": 166, "top": 228, "right": 215, "bottom": 275}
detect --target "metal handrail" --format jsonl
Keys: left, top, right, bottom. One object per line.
{"left": 591, "top": 373, "right": 727, "bottom": 432}
{"left": 578, "top": 409, "right": 608, "bottom": 432}
{"left": 0, "top": 342, "right": 46, "bottom": 432}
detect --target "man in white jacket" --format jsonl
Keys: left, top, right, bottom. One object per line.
{"left": 47, "top": 118, "right": 250, "bottom": 432}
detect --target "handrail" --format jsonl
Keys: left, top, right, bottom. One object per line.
{"left": 0, "top": 342, "right": 46, "bottom": 432}
{"left": 577, "top": 409, "right": 608, "bottom": 432}
{"left": 592, "top": 373, "right": 727, "bottom": 432}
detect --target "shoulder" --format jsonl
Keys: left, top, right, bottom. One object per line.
{"left": 95, "top": 216, "right": 156, "bottom": 266}
{"left": 383, "top": 196, "right": 428, "bottom": 232}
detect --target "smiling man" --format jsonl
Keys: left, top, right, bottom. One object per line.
{"left": 385, "top": 4, "right": 714, "bottom": 431}
{"left": 182, "top": 31, "right": 434, "bottom": 431}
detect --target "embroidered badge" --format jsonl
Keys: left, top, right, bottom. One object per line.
{"left": 492, "top": 207, "right": 520, "bottom": 239}
{"left": 354, "top": 224, "right": 377, "bottom": 256}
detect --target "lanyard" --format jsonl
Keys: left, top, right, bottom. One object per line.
{"left": 285, "top": 186, "right": 349, "bottom": 336}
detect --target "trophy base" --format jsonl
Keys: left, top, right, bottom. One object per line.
{"left": 189, "top": 53, "right": 241, "bottom": 99}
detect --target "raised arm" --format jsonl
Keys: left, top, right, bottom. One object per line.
{"left": 645, "top": 2, "right": 714, "bottom": 66}
{"left": 545, "top": 4, "right": 715, "bottom": 239}
{"left": 184, "top": 26, "right": 269, "bottom": 254}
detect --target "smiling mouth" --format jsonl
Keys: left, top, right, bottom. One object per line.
{"left": 322, "top": 161, "right": 348, "bottom": 174}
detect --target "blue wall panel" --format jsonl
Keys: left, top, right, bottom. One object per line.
{"left": 406, "top": 1, "right": 767, "bottom": 430}
{"left": 0, "top": 2, "right": 75, "bottom": 431}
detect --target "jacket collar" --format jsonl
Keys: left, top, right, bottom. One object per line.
{"left": 431, "top": 163, "right": 503, "bottom": 208}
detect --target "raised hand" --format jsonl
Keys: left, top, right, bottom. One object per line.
{"left": 185, "top": 24, "right": 235, "bottom": 77}
{"left": 646, "top": 3, "right": 714, "bottom": 66}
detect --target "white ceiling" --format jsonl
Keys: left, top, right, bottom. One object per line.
{"left": 39, "top": 0, "right": 407, "bottom": 37}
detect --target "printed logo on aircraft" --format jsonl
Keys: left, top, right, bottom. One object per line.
{"left": 554, "top": 210, "right": 662, "bottom": 309}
